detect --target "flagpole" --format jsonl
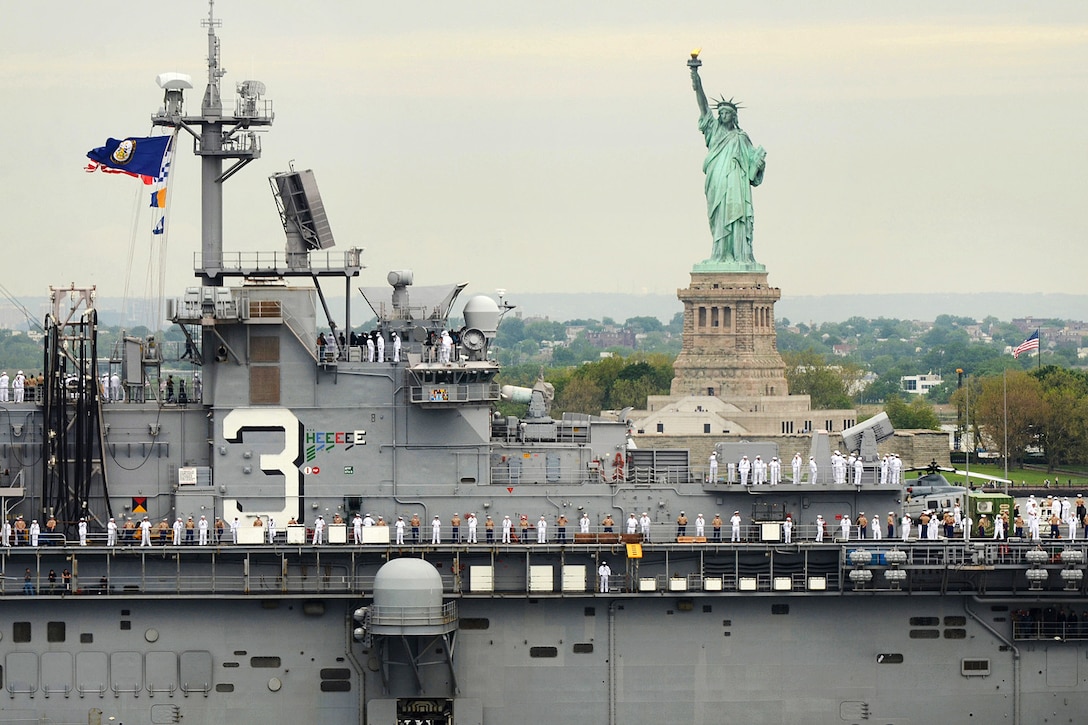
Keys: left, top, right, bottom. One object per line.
{"left": 1003, "top": 368, "right": 1008, "bottom": 491}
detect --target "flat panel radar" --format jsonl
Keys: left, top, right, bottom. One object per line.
{"left": 841, "top": 412, "right": 894, "bottom": 453}
{"left": 270, "top": 169, "right": 336, "bottom": 254}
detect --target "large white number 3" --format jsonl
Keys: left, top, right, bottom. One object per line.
{"left": 222, "top": 407, "right": 304, "bottom": 524}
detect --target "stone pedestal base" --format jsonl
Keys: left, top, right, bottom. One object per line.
{"left": 671, "top": 270, "right": 788, "bottom": 399}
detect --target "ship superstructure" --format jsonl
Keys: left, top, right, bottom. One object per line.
{"left": 0, "top": 7, "right": 1086, "bottom": 725}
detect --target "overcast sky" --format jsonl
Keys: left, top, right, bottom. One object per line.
{"left": 3, "top": 1, "right": 1086, "bottom": 316}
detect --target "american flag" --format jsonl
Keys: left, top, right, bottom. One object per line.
{"left": 1013, "top": 329, "right": 1039, "bottom": 358}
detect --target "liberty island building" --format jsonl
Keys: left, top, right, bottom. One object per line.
{"left": 626, "top": 52, "right": 945, "bottom": 473}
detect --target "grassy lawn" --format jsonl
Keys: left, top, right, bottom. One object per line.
{"left": 943, "top": 463, "right": 1088, "bottom": 490}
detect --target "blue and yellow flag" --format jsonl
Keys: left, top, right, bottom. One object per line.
{"left": 86, "top": 135, "right": 171, "bottom": 183}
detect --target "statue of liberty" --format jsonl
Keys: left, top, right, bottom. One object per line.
{"left": 689, "top": 51, "right": 766, "bottom": 270}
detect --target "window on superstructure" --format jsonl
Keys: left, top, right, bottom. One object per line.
{"left": 572, "top": 643, "right": 594, "bottom": 654}
{"left": 961, "top": 659, "right": 990, "bottom": 676}
{"left": 909, "top": 617, "right": 939, "bottom": 626}
{"left": 910, "top": 630, "right": 939, "bottom": 639}
{"left": 47, "top": 622, "right": 65, "bottom": 643}
{"left": 529, "top": 647, "right": 558, "bottom": 658}
{"left": 877, "top": 653, "right": 904, "bottom": 663}
{"left": 13, "top": 622, "right": 30, "bottom": 643}
{"left": 460, "top": 618, "right": 490, "bottom": 630}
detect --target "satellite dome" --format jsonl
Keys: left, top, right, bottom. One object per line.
{"left": 462, "top": 295, "right": 500, "bottom": 335}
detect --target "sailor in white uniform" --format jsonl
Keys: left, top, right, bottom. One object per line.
{"left": 79, "top": 517, "right": 88, "bottom": 546}
{"left": 753, "top": 455, "right": 766, "bottom": 485}
{"left": 365, "top": 334, "right": 375, "bottom": 362}
{"left": 639, "top": 512, "right": 651, "bottom": 540}
{"left": 537, "top": 515, "right": 548, "bottom": 543}
{"left": 391, "top": 331, "right": 401, "bottom": 362}
{"left": 30, "top": 519, "right": 40, "bottom": 546}
{"left": 172, "top": 518, "right": 183, "bottom": 545}
{"left": 598, "top": 561, "right": 611, "bottom": 593}
{"left": 312, "top": 515, "right": 325, "bottom": 545}
{"left": 792, "top": 453, "right": 802, "bottom": 483}
{"left": 815, "top": 515, "right": 825, "bottom": 542}
{"left": 431, "top": 515, "right": 442, "bottom": 544}
{"left": 901, "top": 514, "right": 912, "bottom": 542}
{"left": 140, "top": 517, "right": 152, "bottom": 547}
{"left": 808, "top": 456, "right": 818, "bottom": 484}
{"left": 783, "top": 515, "right": 793, "bottom": 544}
{"left": 768, "top": 456, "right": 781, "bottom": 485}
{"left": 502, "top": 515, "right": 513, "bottom": 543}
{"left": 106, "top": 517, "right": 118, "bottom": 546}
{"left": 840, "top": 515, "right": 851, "bottom": 541}
{"left": 880, "top": 455, "right": 889, "bottom": 485}
{"left": 395, "top": 516, "right": 406, "bottom": 544}
{"left": 708, "top": 452, "right": 718, "bottom": 482}
{"left": 352, "top": 513, "right": 363, "bottom": 544}
{"left": 730, "top": 511, "right": 742, "bottom": 542}
{"left": 376, "top": 333, "right": 385, "bottom": 362}
{"left": 695, "top": 513, "right": 706, "bottom": 538}
{"left": 198, "top": 515, "right": 209, "bottom": 545}
{"left": 439, "top": 331, "right": 453, "bottom": 363}
{"left": 267, "top": 516, "right": 277, "bottom": 544}
{"left": 231, "top": 517, "right": 241, "bottom": 544}
{"left": 626, "top": 514, "right": 638, "bottom": 535}
{"left": 890, "top": 454, "right": 902, "bottom": 485}
{"left": 580, "top": 513, "right": 591, "bottom": 534}
{"left": 738, "top": 455, "right": 750, "bottom": 485}
{"left": 13, "top": 371, "right": 25, "bottom": 403}
{"left": 853, "top": 456, "right": 864, "bottom": 485}
{"left": 0, "top": 371, "right": 8, "bottom": 402}
{"left": 467, "top": 513, "right": 478, "bottom": 543}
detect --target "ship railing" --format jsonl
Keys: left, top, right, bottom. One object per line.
{"left": 369, "top": 601, "right": 458, "bottom": 627}
{"left": 196, "top": 250, "right": 362, "bottom": 275}
{"left": 1012, "top": 621, "right": 1088, "bottom": 641}
{"left": 408, "top": 382, "right": 501, "bottom": 404}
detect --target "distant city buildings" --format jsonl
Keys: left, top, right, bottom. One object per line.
{"left": 900, "top": 374, "right": 943, "bottom": 396}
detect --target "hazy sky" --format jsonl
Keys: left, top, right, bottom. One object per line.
{"left": 3, "top": 1, "right": 1087, "bottom": 314}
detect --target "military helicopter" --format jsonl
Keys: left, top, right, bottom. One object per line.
{"left": 903, "top": 460, "right": 1013, "bottom": 526}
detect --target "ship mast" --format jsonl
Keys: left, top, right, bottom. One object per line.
{"left": 153, "top": 0, "right": 274, "bottom": 287}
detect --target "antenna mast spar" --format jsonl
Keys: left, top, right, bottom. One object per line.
{"left": 152, "top": 0, "right": 274, "bottom": 286}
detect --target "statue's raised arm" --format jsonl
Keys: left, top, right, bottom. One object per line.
{"left": 690, "top": 59, "right": 710, "bottom": 118}
{"left": 687, "top": 50, "right": 767, "bottom": 272}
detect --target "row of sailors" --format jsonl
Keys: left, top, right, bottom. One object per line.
{"left": 708, "top": 451, "right": 903, "bottom": 485}
{"left": 318, "top": 331, "right": 405, "bottom": 363}
{"left": 318, "top": 329, "right": 460, "bottom": 364}
{"left": 0, "top": 371, "right": 32, "bottom": 403}
{"left": 14, "top": 508, "right": 1088, "bottom": 547}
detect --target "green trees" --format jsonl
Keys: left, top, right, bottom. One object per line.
{"left": 782, "top": 350, "right": 862, "bottom": 410}
{"left": 551, "top": 354, "right": 673, "bottom": 415}
{"left": 970, "top": 367, "right": 1088, "bottom": 470}
{"left": 883, "top": 395, "right": 941, "bottom": 431}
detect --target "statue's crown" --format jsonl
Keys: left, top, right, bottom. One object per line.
{"left": 714, "top": 96, "right": 742, "bottom": 111}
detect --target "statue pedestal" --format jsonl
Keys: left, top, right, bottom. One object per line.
{"left": 671, "top": 269, "right": 788, "bottom": 399}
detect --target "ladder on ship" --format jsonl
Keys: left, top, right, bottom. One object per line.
{"left": 42, "top": 286, "right": 113, "bottom": 531}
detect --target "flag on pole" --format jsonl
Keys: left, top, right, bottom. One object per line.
{"left": 1013, "top": 330, "right": 1039, "bottom": 358}
{"left": 85, "top": 135, "right": 172, "bottom": 184}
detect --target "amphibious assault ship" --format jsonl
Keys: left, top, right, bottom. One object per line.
{"left": 1, "top": 7, "right": 1085, "bottom": 725}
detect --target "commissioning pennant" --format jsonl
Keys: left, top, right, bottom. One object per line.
{"left": 1013, "top": 329, "right": 1040, "bottom": 358}
{"left": 85, "top": 135, "right": 171, "bottom": 184}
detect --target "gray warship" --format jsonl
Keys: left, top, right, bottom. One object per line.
{"left": 1, "top": 8, "right": 1085, "bottom": 725}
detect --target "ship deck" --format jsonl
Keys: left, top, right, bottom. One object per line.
{"left": 3, "top": 537, "right": 1083, "bottom": 603}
